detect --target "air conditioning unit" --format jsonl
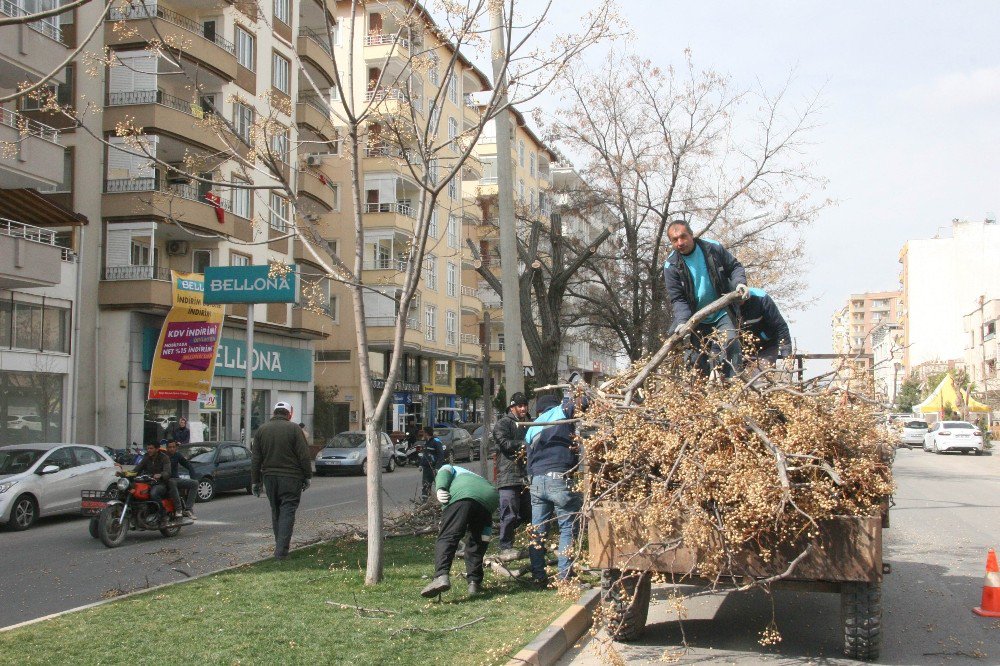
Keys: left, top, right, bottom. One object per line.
{"left": 304, "top": 213, "right": 320, "bottom": 222}
{"left": 305, "top": 154, "right": 323, "bottom": 166}
{"left": 166, "top": 240, "right": 189, "bottom": 256}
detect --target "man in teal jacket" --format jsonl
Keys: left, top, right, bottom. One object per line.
{"left": 420, "top": 464, "right": 499, "bottom": 598}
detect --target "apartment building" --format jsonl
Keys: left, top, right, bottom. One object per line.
{"left": 1, "top": 2, "right": 85, "bottom": 444}
{"left": 830, "top": 291, "right": 901, "bottom": 358}
{"left": 871, "top": 321, "right": 904, "bottom": 405}
{"left": 899, "top": 217, "right": 1000, "bottom": 374}
{"left": 963, "top": 297, "right": 999, "bottom": 402}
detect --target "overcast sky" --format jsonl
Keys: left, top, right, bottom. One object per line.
{"left": 537, "top": 0, "right": 1000, "bottom": 356}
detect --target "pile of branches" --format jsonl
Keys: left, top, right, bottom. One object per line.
{"left": 575, "top": 350, "right": 894, "bottom": 583}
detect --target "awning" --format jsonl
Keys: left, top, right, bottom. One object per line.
{"left": 0, "top": 188, "right": 88, "bottom": 227}
{"left": 914, "top": 374, "right": 991, "bottom": 414}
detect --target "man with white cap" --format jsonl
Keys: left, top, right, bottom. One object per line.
{"left": 251, "top": 401, "right": 312, "bottom": 560}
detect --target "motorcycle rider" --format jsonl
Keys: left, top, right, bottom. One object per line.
{"left": 164, "top": 440, "right": 199, "bottom": 519}
{"left": 491, "top": 392, "right": 530, "bottom": 561}
{"left": 131, "top": 441, "right": 178, "bottom": 519}
{"left": 420, "top": 427, "right": 445, "bottom": 501}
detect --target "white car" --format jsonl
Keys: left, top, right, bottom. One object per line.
{"left": 900, "top": 419, "right": 928, "bottom": 448}
{"left": 0, "top": 443, "right": 119, "bottom": 530}
{"left": 923, "top": 421, "right": 984, "bottom": 455}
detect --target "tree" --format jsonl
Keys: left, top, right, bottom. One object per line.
{"left": 895, "top": 377, "right": 922, "bottom": 413}
{"left": 312, "top": 385, "right": 342, "bottom": 441}
{"left": 455, "top": 377, "right": 482, "bottom": 421}
{"left": 548, "top": 51, "right": 828, "bottom": 362}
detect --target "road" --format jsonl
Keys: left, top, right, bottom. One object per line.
{"left": 0, "top": 465, "right": 428, "bottom": 628}
{"left": 562, "top": 447, "right": 1000, "bottom": 665}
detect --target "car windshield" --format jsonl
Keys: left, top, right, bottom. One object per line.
{"left": 181, "top": 445, "right": 217, "bottom": 462}
{"left": 0, "top": 449, "right": 44, "bottom": 475}
{"left": 327, "top": 433, "right": 366, "bottom": 449}
{"left": 904, "top": 421, "right": 927, "bottom": 429}
{"left": 943, "top": 422, "right": 975, "bottom": 429}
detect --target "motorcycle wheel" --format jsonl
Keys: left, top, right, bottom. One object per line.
{"left": 97, "top": 505, "right": 129, "bottom": 548}
{"left": 160, "top": 525, "right": 181, "bottom": 538}
{"left": 88, "top": 517, "right": 100, "bottom": 539}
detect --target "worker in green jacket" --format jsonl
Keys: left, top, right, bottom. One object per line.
{"left": 420, "top": 464, "right": 499, "bottom": 598}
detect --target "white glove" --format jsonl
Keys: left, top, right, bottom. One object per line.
{"left": 735, "top": 284, "right": 750, "bottom": 300}
{"left": 436, "top": 489, "right": 451, "bottom": 504}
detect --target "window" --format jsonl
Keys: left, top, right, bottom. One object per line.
{"left": 234, "top": 101, "right": 254, "bottom": 142}
{"left": 424, "top": 254, "right": 437, "bottom": 291}
{"left": 447, "top": 215, "right": 458, "bottom": 248}
{"left": 448, "top": 117, "right": 458, "bottom": 142}
{"left": 192, "top": 249, "right": 213, "bottom": 273}
{"left": 328, "top": 293, "right": 339, "bottom": 323}
{"left": 529, "top": 152, "right": 535, "bottom": 177}
{"left": 4, "top": 301, "right": 70, "bottom": 353}
{"left": 518, "top": 139, "right": 525, "bottom": 166}
{"left": 428, "top": 210, "right": 438, "bottom": 237}
{"left": 518, "top": 179, "right": 524, "bottom": 202}
{"left": 446, "top": 262, "right": 457, "bottom": 297}
{"left": 329, "top": 184, "right": 340, "bottom": 210}
{"left": 316, "top": 350, "right": 351, "bottom": 361}
{"left": 270, "top": 126, "right": 289, "bottom": 163}
{"left": 235, "top": 27, "right": 255, "bottom": 71}
{"left": 73, "top": 447, "right": 102, "bottom": 465}
{"left": 22, "top": 64, "right": 73, "bottom": 109}
{"left": 428, "top": 56, "right": 439, "bottom": 86}
{"left": 272, "top": 51, "right": 290, "bottom": 94}
{"left": 447, "top": 74, "right": 457, "bottom": 103}
{"left": 530, "top": 189, "right": 536, "bottom": 211}
{"left": 435, "top": 360, "right": 450, "bottom": 385}
{"left": 448, "top": 177, "right": 457, "bottom": 200}
{"left": 230, "top": 251, "right": 251, "bottom": 266}
{"left": 270, "top": 193, "right": 289, "bottom": 231}
{"left": 44, "top": 447, "right": 76, "bottom": 470}
{"left": 985, "top": 321, "right": 996, "bottom": 342}
{"left": 232, "top": 180, "right": 251, "bottom": 219}
{"left": 425, "top": 305, "right": 436, "bottom": 341}
{"left": 273, "top": 0, "right": 290, "bottom": 25}
{"left": 446, "top": 311, "right": 457, "bottom": 346}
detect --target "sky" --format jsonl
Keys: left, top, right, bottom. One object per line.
{"left": 533, "top": 0, "right": 1000, "bottom": 357}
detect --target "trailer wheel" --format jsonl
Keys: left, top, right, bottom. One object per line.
{"left": 601, "top": 568, "right": 652, "bottom": 642}
{"left": 841, "top": 581, "right": 881, "bottom": 661}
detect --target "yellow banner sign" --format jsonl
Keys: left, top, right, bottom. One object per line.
{"left": 148, "top": 272, "right": 225, "bottom": 401}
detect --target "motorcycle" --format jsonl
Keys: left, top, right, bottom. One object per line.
{"left": 81, "top": 474, "right": 192, "bottom": 548}
{"left": 395, "top": 441, "right": 419, "bottom": 467}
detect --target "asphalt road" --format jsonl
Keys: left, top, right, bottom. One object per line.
{"left": 0, "top": 465, "right": 429, "bottom": 628}
{"left": 562, "top": 447, "right": 1000, "bottom": 665}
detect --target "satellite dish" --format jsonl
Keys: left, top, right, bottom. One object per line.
{"left": 986, "top": 211, "right": 996, "bottom": 224}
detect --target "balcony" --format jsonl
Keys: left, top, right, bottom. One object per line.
{"left": 296, "top": 93, "right": 337, "bottom": 141}
{"left": 364, "top": 87, "right": 409, "bottom": 115}
{"left": 363, "top": 144, "right": 423, "bottom": 171}
{"left": 0, "top": 218, "right": 66, "bottom": 288}
{"left": 298, "top": 169, "right": 336, "bottom": 211}
{"left": 0, "top": 108, "right": 63, "bottom": 188}
{"left": 0, "top": 1, "right": 66, "bottom": 90}
{"left": 102, "top": 177, "right": 253, "bottom": 241}
{"left": 363, "top": 32, "right": 410, "bottom": 64}
{"left": 460, "top": 332, "right": 480, "bottom": 358}
{"left": 105, "top": 2, "right": 237, "bottom": 81}
{"left": 298, "top": 28, "right": 337, "bottom": 84}
{"left": 98, "top": 265, "right": 173, "bottom": 309}
{"left": 104, "top": 90, "right": 230, "bottom": 153}
{"left": 460, "top": 285, "right": 481, "bottom": 314}
{"left": 291, "top": 306, "right": 330, "bottom": 338}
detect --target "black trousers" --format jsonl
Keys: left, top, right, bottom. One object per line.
{"left": 498, "top": 485, "right": 531, "bottom": 549}
{"left": 434, "top": 499, "right": 491, "bottom": 584}
{"left": 263, "top": 474, "right": 303, "bottom": 556}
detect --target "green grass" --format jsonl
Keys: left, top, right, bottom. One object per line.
{"left": 0, "top": 536, "right": 571, "bottom": 665}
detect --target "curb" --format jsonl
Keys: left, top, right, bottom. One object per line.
{"left": 507, "top": 588, "right": 601, "bottom": 666}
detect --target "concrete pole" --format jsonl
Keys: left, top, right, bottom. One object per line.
{"left": 480, "top": 311, "right": 493, "bottom": 476}
{"left": 244, "top": 304, "right": 254, "bottom": 448}
{"left": 490, "top": 2, "right": 524, "bottom": 397}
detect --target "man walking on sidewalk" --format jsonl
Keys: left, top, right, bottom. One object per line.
{"left": 421, "top": 464, "right": 499, "bottom": 598}
{"left": 251, "top": 401, "right": 312, "bottom": 560}
{"left": 491, "top": 391, "right": 530, "bottom": 561}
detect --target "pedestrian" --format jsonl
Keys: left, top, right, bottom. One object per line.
{"left": 164, "top": 439, "right": 199, "bottom": 519}
{"left": 250, "top": 401, "right": 313, "bottom": 560}
{"left": 491, "top": 391, "right": 531, "bottom": 561}
{"left": 420, "top": 426, "right": 444, "bottom": 500}
{"left": 420, "top": 464, "right": 499, "bottom": 598}
{"left": 298, "top": 422, "right": 310, "bottom": 443}
{"left": 405, "top": 417, "right": 420, "bottom": 447}
{"left": 740, "top": 287, "right": 792, "bottom": 365}
{"left": 663, "top": 219, "right": 749, "bottom": 377}
{"left": 525, "top": 394, "right": 585, "bottom": 585}
{"left": 170, "top": 417, "right": 191, "bottom": 445}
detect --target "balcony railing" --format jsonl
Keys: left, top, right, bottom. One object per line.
{"left": 364, "top": 32, "right": 409, "bottom": 50}
{"left": 479, "top": 176, "right": 498, "bottom": 185}
{"left": 103, "top": 265, "right": 172, "bottom": 281}
{"left": 460, "top": 333, "right": 479, "bottom": 345}
{"left": 362, "top": 258, "right": 409, "bottom": 271}
{"left": 105, "top": 89, "right": 209, "bottom": 119}
{"left": 104, "top": 177, "right": 233, "bottom": 211}
{"left": 299, "top": 27, "right": 333, "bottom": 57}
{"left": 490, "top": 341, "right": 505, "bottom": 351}
{"left": 463, "top": 93, "right": 480, "bottom": 109}
{"left": 0, "top": 217, "right": 57, "bottom": 245}
{"left": 364, "top": 87, "right": 407, "bottom": 103}
{"left": 365, "top": 315, "right": 421, "bottom": 330}
{"left": 460, "top": 285, "right": 478, "bottom": 298}
{"left": 1, "top": 107, "right": 61, "bottom": 144}
{"left": 108, "top": 2, "right": 235, "bottom": 54}
{"left": 363, "top": 202, "right": 416, "bottom": 219}
{"left": 0, "top": 0, "right": 61, "bottom": 41}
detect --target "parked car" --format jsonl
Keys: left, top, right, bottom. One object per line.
{"left": 315, "top": 431, "right": 396, "bottom": 476}
{"left": 177, "top": 442, "right": 253, "bottom": 502}
{"left": 923, "top": 421, "right": 984, "bottom": 455}
{"left": 899, "top": 419, "right": 928, "bottom": 448}
{"left": 437, "top": 426, "right": 478, "bottom": 462}
{"left": 0, "top": 443, "right": 119, "bottom": 530}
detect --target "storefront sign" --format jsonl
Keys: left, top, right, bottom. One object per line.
{"left": 371, "top": 377, "right": 422, "bottom": 392}
{"left": 199, "top": 389, "right": 220, "bottom": 410}
{"left": 148, "top": 272, "right": 225, "bottom": 401}
{"left": 143, "top": 330, "right": 312, "bottom": 383}
{"left": 203, "top": 265, "right": 298, "bottom": 304}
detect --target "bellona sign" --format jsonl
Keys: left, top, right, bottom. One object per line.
{"left": 203, "top": 265, "right": 298, "bottom": 304}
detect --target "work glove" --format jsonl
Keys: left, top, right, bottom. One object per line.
{"left": 480, "top": 525, "right": 493, "bottom": 543}
{"left": 251, "top": 483, "right": 262, "bottom": 497}
{"left": 301, "top": 479, "right": 311, "bottom": 492}
{"left": 436, "top": 489, "right": 451, "bottom": 504}
{"left": 735, "top": 284, "right": 750, "bottom": 300}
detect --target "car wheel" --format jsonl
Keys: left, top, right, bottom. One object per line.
{"left": 196, "top": 477, "right": 216, "bottom": 502}
{"left": 361, "top": 459, "right": 368, "bottom": 476}
{"left": 385, "top": 456, "right": 396, "bottom": 473}
{"left": 246, "top": 482, "right": 254, "bottom": 495}
{"left": 8, "top": 494, "right": 38, "bottom": 531}
{"left": 975, "top": 449, "right": 983, "bottom": 456}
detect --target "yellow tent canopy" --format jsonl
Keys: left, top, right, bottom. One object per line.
{"left": 914, "top": 374, "right": 991, "bottom": 415}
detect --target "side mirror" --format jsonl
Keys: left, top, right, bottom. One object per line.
{"left": 38, "top": 464, "right": 60, "bottom": 475}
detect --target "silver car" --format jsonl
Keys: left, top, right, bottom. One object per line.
{"left": 0, "top": 443, "right": 119, "bottom": 530}
{"left": 899, "top": 419, "right": 928, "bottom": 448}
{"left": 314, "top": 431, "right": 397, "bottom": 475}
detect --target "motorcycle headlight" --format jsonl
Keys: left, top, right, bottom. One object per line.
{"left": 0, "top": 481, "right": 14, "bottom": 494}
{"left": 116, "top": 477, "right": 130, "bottom": 490}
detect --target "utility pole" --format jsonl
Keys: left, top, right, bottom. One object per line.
{"left": 490, "top": 2, "right": 524, "bottom": 397}
{"left": 480, "top": 311, "right": 493, "bottom": 476}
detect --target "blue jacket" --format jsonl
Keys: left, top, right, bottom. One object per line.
{"left": 663, "top": 238, "right": 746, "bottom": 332}
{"left": 741, "top": 288, "right": 792, "bottom": 356}
{"left": 421, "top": 436, "right": 444, "bottom": 469}
{"left": 526, "top": 399, "right": 578, "bottom": 476}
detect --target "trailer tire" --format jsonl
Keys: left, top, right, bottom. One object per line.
{"left": 841, "top": 581, "right": 881, "bottom": 661}
{"left": 601, "top": 568, "right": 651, "bottom": 642}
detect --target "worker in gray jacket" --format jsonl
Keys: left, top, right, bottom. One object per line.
{"left": 251, "top": 401, "right": 312, "bottom": 560}
{"left": 491, "top": 391, "right": 530, "bottom": 561}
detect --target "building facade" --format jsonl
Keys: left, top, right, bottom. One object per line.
{"left": 963, "top": 297, "right": 999, "bottom": 406}
{"left": 871, "top": 321, "right": 903, "bottom": 405}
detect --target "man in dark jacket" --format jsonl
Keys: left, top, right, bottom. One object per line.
{"left": 251, "top": 401, "right": 312, "bottom": 560}
{"left": 420, "top": 427, "right": 445, "bottom": 500}
{"left": 741, "top": 288, "right": 792, "bottom": 364}
{"left": 165, "top": 439, "right": 199, "bottom": 519}
{"left": 525, "top": 394, "right": 583, "bottom": 584}
{"left": 663, "top": 219, "right": 748, "bottom": 377}
{"left": 491, "top": 391, "right": 530, "bottom": 561}
{"left": 132, "top": 441, "right": 177, "bottom": 518}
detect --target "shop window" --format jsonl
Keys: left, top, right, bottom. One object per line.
{"left": 0, "top": 371, "right": 64, "bottom": 444}
{"left": 434, "top": 360, "right": 450, "bottom": 385}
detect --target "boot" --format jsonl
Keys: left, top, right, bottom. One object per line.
{"left": 467, "top": 581, "right": 482, "bottom": 596}
{"left": 420, "top": 574, "right": 451, "bottom": 598}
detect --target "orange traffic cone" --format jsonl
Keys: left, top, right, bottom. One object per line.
{"left": 973, "top": 548, "right": 1000, "bottom": 617}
